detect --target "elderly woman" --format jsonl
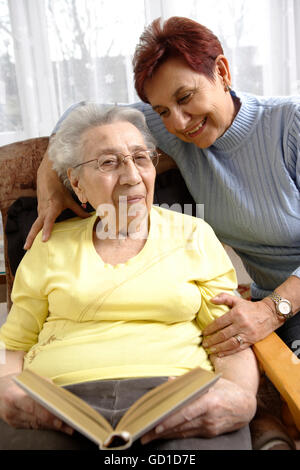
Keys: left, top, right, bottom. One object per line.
{"left": 26, "top": 16, "right": 300, "bottom": 359}
{"left": 0, "top": 104, "right": 259, "bottom": 450}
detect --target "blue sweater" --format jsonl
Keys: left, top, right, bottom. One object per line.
{"left": 135, "top": 92, "right": 300, "bottom": 299}
{"left": 53, "top": 92, "right": 300, "bottom": 299}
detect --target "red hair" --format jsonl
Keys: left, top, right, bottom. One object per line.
{"left": 133, "top": 17, "right": 223, "bottom": 103}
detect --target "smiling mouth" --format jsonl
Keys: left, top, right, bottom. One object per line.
{"left": 184, "top": 117, "right": 207, "bottom": 137}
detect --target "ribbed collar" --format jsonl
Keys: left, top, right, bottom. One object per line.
{"left": 212, "top": 91, "right": 259, "bottom": 152}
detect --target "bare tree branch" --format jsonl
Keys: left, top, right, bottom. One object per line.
{"left": 47, "top": 0, "right": 69, "bottom": 60}
{"left": 70, "top": 0, "right": 90, "bottom": 61}
{"left": 0, "top": 22, "right": 11, "bottom": 37}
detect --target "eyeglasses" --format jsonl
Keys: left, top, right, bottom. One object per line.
{"left": 73, "top": 149, "right": 160, "bottom": 174}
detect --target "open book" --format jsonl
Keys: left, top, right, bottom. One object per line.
{"left": 14, "top": 368, "right": 220, "bottom": 450}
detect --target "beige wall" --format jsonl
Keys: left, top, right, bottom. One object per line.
{"left": 225, "top": 246, "right": 252, "bottom": 285}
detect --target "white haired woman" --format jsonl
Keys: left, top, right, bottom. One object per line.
{"left": 0, "top": 104, "right": 259, "bottom": 450}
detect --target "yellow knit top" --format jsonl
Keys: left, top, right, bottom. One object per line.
{"left": 0, "top": 206, "right": 237, "bottom": 386}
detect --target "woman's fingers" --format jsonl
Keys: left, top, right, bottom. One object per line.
{"left": 203, "top": 311, "right": 234, "bottom": 338}
{"left": 24, "top": 217, "right": 44, "bottom": 250}
{"left": 141, "top": 378, "right": 255, "bottom": 445}
{"left": 202, "top": 295, "right": 279, "bottom": 355}
{"left": 24, "top": 194, "right": 91, "bottom": 250}
{"left": 202, "top": 324, "right": 245, "bottom": 352}
{"left": 141, "top": 395, "right": 207, "bottom": 444}
{"left": 1, "top": 379, "right": 73, "bottom": 435}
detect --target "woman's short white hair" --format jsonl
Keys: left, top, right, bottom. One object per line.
{"left": 48, "top": 103, "right": 157, "bottom": 190}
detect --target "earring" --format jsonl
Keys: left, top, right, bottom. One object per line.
{"left": 224, "top": 82, "right": 231, "bottom": 93}
{"left": 81, "top": 202, "right": 87, "bottom": 209}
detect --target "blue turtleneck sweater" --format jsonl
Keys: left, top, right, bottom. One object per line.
{"left": 135, "top": 92, "right": 300, "bottom": 299}
{"left": 53, "top": 92, "right": 300, "bottom": 299}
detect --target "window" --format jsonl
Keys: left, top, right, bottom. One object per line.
{"left": 0, "top": 0, "right": 299, "bottom": 144}
{"left": 0, "top": 0, "right": 23, "bottom": 145}
{"left": 45, "top": 0, "right": 146, "bottom": 116}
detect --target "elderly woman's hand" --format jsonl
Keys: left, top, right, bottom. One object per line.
{"left": 24, "top": 151, "right": 90, "bottom": 250}
{"left": 201, "top": 294, "right": 282, "bottom": 356}
{"left": 0, "top": 374, "right": 73, "bottom": 434}
{"left": 141, "top": 377, "right": 256, "bottom": 444}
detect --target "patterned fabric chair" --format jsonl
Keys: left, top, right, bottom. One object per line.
{"left": 0, "top": 137, "right": 299, "bottom": 448}
{"left": 0, "top": 137, "right": 49, "bottom": 310}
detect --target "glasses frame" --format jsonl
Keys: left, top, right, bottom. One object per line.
{"left": 73, "top": 149, "right": 160, "bottom": 173}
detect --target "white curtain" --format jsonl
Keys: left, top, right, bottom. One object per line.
{"left": 0, "top": 0, "right": 299, "bottom": 146}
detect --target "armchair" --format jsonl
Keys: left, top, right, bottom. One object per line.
{"left": 0, "top": 137, "right": 300, "bottom": 447}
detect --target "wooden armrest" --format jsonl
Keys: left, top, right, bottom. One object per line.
{"left": 253, "top": 332, "right": 300, "bottom": 431}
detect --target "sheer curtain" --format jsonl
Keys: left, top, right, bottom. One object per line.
{"left": 0, "top": 0, "right": 299, "bottom": 146}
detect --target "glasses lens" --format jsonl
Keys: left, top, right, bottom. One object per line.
{"left": 150, "top": 151, "right": 159, "bottom": 168}
{"left": 133, "top": 150, "right": 159, "bottom": 168}
{"left": 96, "top": 150, "right": 159, "bottom": 173}
{"left": 97, "top": 155, "right": 119, "bottom": 173}
{"left": 132, "top": 151, "right": 153, "bottom": 168}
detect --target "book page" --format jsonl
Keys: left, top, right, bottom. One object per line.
{"left": 14, "top": 370, "right": 113, "bottom": 446}
{"left": 115, "top": 367, "right": 219, "bottom": 441}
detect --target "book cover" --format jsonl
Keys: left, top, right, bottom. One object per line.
{"left": 14, "top": 367, "right": 220, "bottom": 450}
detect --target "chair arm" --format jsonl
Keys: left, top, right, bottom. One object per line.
{"left": 0, "top": 137, "right": 49, "bottom": 310}
{"left": 253, "top": 332, "right": 300, "bottom": 431}
{"left": 0, "top": 137, "right": 49, "bottom": 212}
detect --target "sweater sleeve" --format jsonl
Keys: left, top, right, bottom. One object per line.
{"left": 193, "top": 221, "right": 238, "bottom": 330}
{"left": 287, "top": 102, "right": 300, "bottom": 279}
{"left": 0, "top": 233, "right": 49, "bottom": 351}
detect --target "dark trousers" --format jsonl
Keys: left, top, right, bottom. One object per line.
{"left": 0, "top": 377, "right": 251, "bottom": 450}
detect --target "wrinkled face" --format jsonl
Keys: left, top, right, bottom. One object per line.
{"left": 144, "top": 56, "right": 235, "bottom": 149}
{"left": 68, "top": 121, "right": 156, "bottom": 234}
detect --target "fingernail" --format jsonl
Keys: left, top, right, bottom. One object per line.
{"left": 64, "top": 426, "right": 74, "bottom": 436}
{"left": 54, "top": 419, "right": 62, "bottom": 429}
{"left": 218, "top": 353, "right": 224, "bottom": 358}
{"left": 155, "top": 425, "right": 164, "bottom": 434}
{"left": 207, "top": 347, "right": 216, "bottom": 354}
{"left": 141, "top": 436, "right": 151, "bottom": 445}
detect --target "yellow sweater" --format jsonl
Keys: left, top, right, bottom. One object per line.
{"left": 0, "top": 206, "right": 237, "bottom": 386}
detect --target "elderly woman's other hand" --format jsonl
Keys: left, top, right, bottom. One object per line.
{"left": 141, "top": 346, "right": 259, "bottom": 444}
{"left": 201, "top": 294, "right": 282, "bottom": 356}
{"left": 0, "top": 374, "right": 73, "bottom": 434}
{"left": 24, "top": 149, "right": 90, "bottom": 250}
{"left": 141, "top": 377, "right": 256, "bottom": 444}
